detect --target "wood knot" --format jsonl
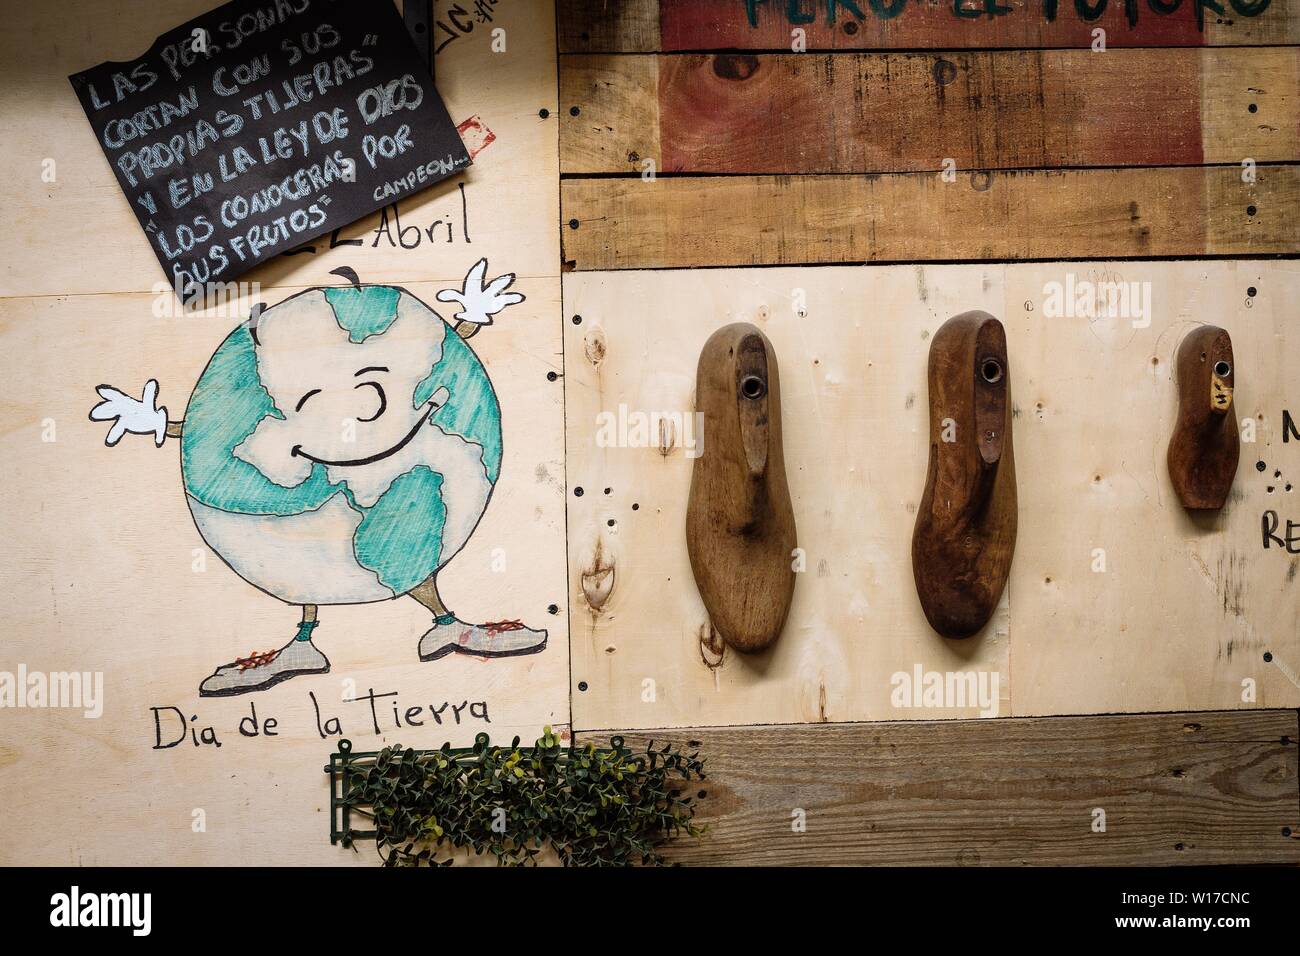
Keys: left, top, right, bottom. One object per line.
{"left": 580, "top": 539, "right": 616, "bottom": 612}
{"left": 713, "top": 54, "right": 759, "bottom": 81}
{"left": 933, "top": 59, "right": 958, "bottom": 86}
{"left": 584, "top": 327, "right": 606, "bottom": 366}
{"left": 699, "top": 621, "right": 725, "bottom": 669}
{"left": 657, "top": 416, "right": 678, "bottom": 456}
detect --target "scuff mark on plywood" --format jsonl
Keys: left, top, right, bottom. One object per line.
{"left": 1216, "top": 550, "right": 1248, "bottom": 619}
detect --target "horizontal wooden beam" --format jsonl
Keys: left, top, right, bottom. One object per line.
{"left": 576, "top": 710, "right": 1300, "bottom": 865}
{"left": 559, "top": 0, "right": 1300, "bottom": 52}
{"left": 560, "top": 49, "right": 1299, "bottom": 174}
{"left": 561, "top": 165, "right": 1298, "bottom": 268}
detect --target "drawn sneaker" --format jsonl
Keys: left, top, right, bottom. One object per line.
{"left": 198, "top": 621, "right": 330, "bottom": 697}
{"left": 418, "top": 614, "right": 548, "bottom": 661}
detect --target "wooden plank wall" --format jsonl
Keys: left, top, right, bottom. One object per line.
{"left": 558, "top": 1, "right": 1300, "bottom": 268}
{"left": 559, "top": 1, "right": 1300, "bottom": 862}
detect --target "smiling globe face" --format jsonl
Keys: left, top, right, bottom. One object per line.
{"left": 180, "top": 285, "right": 501, "bottom": 605}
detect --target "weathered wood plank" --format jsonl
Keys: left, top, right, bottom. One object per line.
{"left": 558, "top": 0, "right": 661, "bottom": 52}
{"left": 579, "top": 711, "right": 1300, "bottom": 865}
{"left": 559, "top": 0, "right": 1300, "bottom": 52}
{"left": 560, "top": 55, "right": 661, "bottom": 175}
{"left": 561, "top": 166, "right": 1298, "bottom": 268}
{"left": 560, "top": 49, "right": 1299, "bottom": 174}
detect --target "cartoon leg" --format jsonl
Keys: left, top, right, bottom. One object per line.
{"left": 409, "top": 575, "right": 547, "bottom": 661}
{"left": 198, "top": 604, "right": 331, "bottom": 697}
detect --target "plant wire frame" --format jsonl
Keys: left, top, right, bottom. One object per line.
{"left": 326, "top": 739, "right": 378, "bottom": 845}
{"left": 325, "top": 733, "right": 639, "bottom": 847}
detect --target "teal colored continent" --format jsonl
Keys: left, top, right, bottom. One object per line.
{"left": 324, "top": 286, "right": 402, "bottom": 343}
{"left": 181, "top": 326, "right": 345, "bottom": 516}
{"left": 351, "top": 466, "right": 447, "bottom": 594}
{"left": 415, "top": 330, "right": 502, "bottom": 483}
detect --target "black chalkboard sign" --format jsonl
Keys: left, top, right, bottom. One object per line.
{"left": 69, "top": 0, "right": 470, "bottom": 302}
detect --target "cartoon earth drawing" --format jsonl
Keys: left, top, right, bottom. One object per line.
{"left": 90, "top": 260, "right": 547, "bottom": 696}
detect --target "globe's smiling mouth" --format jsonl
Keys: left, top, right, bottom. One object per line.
{"left": 291, "top": 401, "right": 435, "bottom": 468}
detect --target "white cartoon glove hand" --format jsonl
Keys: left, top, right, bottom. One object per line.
{"left": 436, "top": 258, "right": 525, "bottom": 327}
{"left": 89, "top": 380, "right": 169, "bottom": 447}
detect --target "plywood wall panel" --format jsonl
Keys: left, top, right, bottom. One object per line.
{"left": 565, "top": 261, "right": 1300, "bottom": 731}
{"left": 0, "top": 0, "right": 567, "bottom": 867}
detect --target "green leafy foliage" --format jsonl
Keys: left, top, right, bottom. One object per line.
{"left": 338, "top": 728, "right": 707, "bottom": 866}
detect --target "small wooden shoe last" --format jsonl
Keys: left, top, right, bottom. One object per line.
{"left": 912, "top": 311, "right": 1018, "bottom": 640}
{"left": 686, "top": 323, "right": 796, "bottom": 653}
{"left": 1167, "top": 325, "right": 1239, "bottom": 510}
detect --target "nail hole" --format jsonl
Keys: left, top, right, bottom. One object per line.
{"left": 740, "top": 374, "right": 766, "bottom": 400}
{"left": 632, "top": 502, "right": 640, "bottom": 510}
{"left": 603, "top": 487, "right": 612, "bottom": 495}
{"left": 1214, "top": 361, "right": 1231, "bottom": 377}
{"left": 980, "top": 358, "right": 1003, "bottom": 384}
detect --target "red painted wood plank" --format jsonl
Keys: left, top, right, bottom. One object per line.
{"left": 659, "top": 0, "right": 1220, "bottom": 49}
{"left": 656, "top": 51, "right": 1205, "bottom": 173}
